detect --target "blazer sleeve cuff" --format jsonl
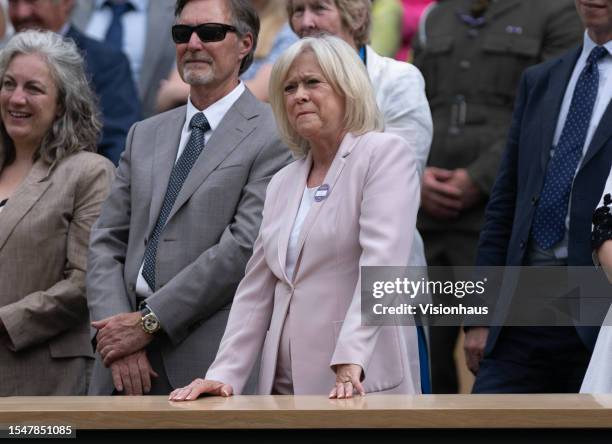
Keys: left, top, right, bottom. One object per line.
{"left": 0, "top": 306, "right": 29, "bottom": 352}
{"left": 205, "top": 369, "right": 245, "bottom": 395}
{"left": 329, "top": 353, "right": 367, "bottom": 382}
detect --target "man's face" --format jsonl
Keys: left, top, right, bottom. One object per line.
{"left": 175, "top": 0, "right": 252, "bottom": 91}
{"left": 8, "top": 0, "right": 72, "bottom": 33}
{"left": 289, "top": 0, "right": 357, "bottom": 49}
{"left": 575, "top": 0, "right": 612, "bottom": 44}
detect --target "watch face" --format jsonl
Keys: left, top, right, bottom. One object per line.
{"left": 143, "top": 314, "right": 159, "bottom": 332}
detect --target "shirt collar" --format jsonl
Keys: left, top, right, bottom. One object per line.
{"left": 184, "top": 81, "right": 246, "bottom": 134}
{"left": 581, "top": 31, "right": 612, "bottom": 60}
{"left": 94, "top": 0, "right": 148, "bottom": 12}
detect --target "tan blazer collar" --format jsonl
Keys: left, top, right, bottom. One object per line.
{"left": 0, "top": 158, "right": 52, "bottom": 251}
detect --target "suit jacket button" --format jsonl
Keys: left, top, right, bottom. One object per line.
{"left": 520, "top": 240, "right": 526, "bottom": 249}
{"left": 531, "top": 196, "right": 539, "bottom": 205}
{"left": 459, "top": 60, "right": 471, "bottom": 70}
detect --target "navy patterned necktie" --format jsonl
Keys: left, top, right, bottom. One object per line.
{"left": 104, "top": 1, "right": 133, "bottom": 51}
{"left": 532, "top": 46, "right": 609, "bottom": 250}
{"left": 142, "top": 112, "right": 211, "bottom": 290}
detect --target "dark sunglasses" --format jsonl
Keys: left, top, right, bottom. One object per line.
{"left": 171, "top": 23, "right": 238, "bottom": 44}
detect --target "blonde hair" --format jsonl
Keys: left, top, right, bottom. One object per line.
{"left": 286, "top": 0, "right": 371, "bottom": 47}
{"left": 269, "top": 35, "right": 383, "bottom": 156}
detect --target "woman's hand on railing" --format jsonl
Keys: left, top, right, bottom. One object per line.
{"left": 168, "top": 378, "right": 233, "bottom": 401}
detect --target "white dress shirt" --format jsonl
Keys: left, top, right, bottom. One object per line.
{"left": 135, "top": 82, "right": 246, "bottom": 298}
{"left": 550, "top": 32, "right": 612, "bottom": 259}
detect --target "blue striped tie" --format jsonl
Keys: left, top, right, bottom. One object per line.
{"left": 142, "top": 112, "right": 211, "bottom": 290}
{"left": 532, "top": 46, "right": 609, "bottom": 250}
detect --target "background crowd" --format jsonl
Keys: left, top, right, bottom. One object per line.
{"left": 0, "top": 0, "right": 611, "bottom": 400}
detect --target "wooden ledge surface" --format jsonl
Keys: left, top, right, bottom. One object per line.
{"left": 1, "top": 394, "right": 612, "bottom": 429}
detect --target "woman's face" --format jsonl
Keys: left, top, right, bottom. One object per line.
{"left": 283, "top": 50, "right": 346, "bottom": 146}
{"left": 290, "top": 0, "right": 357, "bottom": 49}
{"left": 0, "top": 53, "right": 60, "bottom": 150}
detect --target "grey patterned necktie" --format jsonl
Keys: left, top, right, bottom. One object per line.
{"left": 142, "top": 112, "right": 211, "bottom": 290}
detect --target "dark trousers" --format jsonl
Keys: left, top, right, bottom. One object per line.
{"left": 422, "top": 230, "right": 480, "bottom": 394}
{"left": 146, "top": 339, "right": 175, "bottom": 395}
{"left": 473, "top": 241, "right": 591, "bottom": 393}
{"left": 472, "top": 326, "right": 591, "bottom": 393}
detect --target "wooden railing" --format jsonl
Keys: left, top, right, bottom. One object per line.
{"left": 1, "top": 394, "right": 612, "bottom": 429}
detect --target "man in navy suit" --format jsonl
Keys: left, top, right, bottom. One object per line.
{"left": 465, "top": 0, "right": 612, "bottom": 393}
{"left": 8, "top": 0, "right": 140, "bottom": 165}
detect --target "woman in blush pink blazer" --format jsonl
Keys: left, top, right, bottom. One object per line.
{"left": 170, "top": 36, "right": 422, "bottom": 399}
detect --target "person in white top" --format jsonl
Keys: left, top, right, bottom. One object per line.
{"left": 582, "top": 169, "right": 612, "bottom": 393}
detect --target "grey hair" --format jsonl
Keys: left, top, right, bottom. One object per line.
{"left": 175, "top": 0, "right": 260, "bottom": 75}
{"left": 269, "top": 35, "right": 383, "bottom": 156}
{"left": 0, "top": 30, "right": 101, "bottom": 167}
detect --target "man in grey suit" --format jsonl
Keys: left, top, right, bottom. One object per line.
{"left": 87, "top": 0, "right": 292, "bottom": 395}
{"left": 71, "top": 0, "right": 176, "bottom": 117}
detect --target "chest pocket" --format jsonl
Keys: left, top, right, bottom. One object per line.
{"left": 480, "top": 33, "right": 540, "bottom": 104}
{"left": 416, "top": 36, "right": 454, "bottom": 101}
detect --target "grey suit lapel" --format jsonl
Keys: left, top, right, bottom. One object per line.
{"left": 165, "top": 90, "right": 260, "bottom": 222}
{"left": 146, "top": 107, "right": 185, "bottom": 237}
{"left": 0, "top": 161, "right": 51, "bottom": 251}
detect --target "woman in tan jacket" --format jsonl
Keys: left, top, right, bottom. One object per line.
{"left": 0, "top": 30, "right": 114, "bottom": 395}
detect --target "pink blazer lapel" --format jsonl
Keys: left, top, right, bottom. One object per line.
{"left": 290, "top": 133, "right": 359, "bottom": 278}
{"left": 277, "top": 153, "right": 310, "bottom": 283}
